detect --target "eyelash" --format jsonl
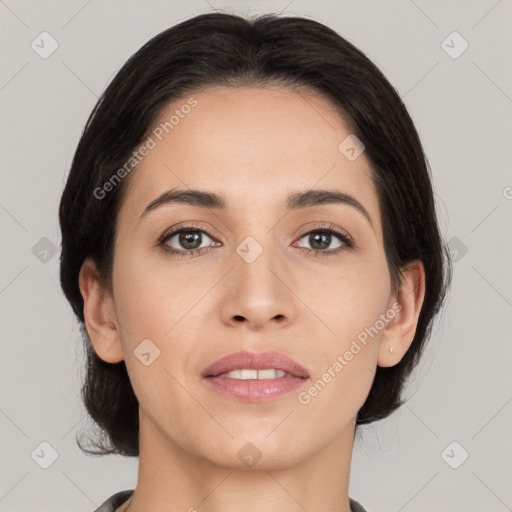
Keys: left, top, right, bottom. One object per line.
{"left": 157, "top": 222, "right": 354, "bottom": 258}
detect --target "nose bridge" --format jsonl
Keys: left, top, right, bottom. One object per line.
{"left": 232, "top": 201, "right": 281, "bottom": 271}
{"left": 225, "top": 227, "right": 291, "bottom": 326}
{"left": 235, "top": 229, "right": 280, "bottom": 295}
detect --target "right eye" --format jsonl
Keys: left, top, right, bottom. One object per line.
{"left": 159, "top": 226, "right": 220, "bottom": 256}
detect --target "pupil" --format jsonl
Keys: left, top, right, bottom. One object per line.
{"left": 311, "top": 232, "right": 330, "bottom": 250}
{"left": 180, "top": 231, "right": 201, "bottom": 249}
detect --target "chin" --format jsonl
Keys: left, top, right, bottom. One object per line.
{"left": 199, "top": 432, "right": 312, "bottom": 471}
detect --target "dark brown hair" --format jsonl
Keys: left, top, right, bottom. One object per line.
{"left": 59, "top": 11, "right": 452, "bottom": 456}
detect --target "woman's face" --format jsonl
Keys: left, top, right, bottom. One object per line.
{"left": 101, "top": 85, "right": 401, "bottom": 468}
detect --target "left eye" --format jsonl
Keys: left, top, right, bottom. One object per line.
{"left": 296, "top": 230, "right": 345, "bottom": 251}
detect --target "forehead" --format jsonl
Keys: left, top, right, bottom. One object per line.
{"left": 118, "top": 85, "right": 380, "bottom": 232}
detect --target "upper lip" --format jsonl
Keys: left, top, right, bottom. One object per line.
{"left": 202, "top": 350, "right": 309, "bottom": 378}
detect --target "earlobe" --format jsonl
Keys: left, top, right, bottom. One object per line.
{"left": 377, "top": 260, "right": 426, "bottom": 368}
{"left": 78, "top": 257, "right": 124, "bottom": 363}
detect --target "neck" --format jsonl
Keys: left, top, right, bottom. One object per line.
{"left": 121, "top": 409, "right": 357, "bottom": 512}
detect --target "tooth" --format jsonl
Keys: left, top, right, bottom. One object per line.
{"left": 240, "top": 369, "right": 258, "bottom": 380}
{"left": 215, "top": 369, "right": 290, "bottom": 379}
{"left": 258, "top": 369, "right": 278, "bottom": 379}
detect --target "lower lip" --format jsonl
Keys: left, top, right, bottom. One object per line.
{"left": 204, "top": 375, "right": 309, "bottom": 403}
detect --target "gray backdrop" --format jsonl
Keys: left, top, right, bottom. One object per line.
{"left": 1, "top": 1, "right": 511, "bottom": 511}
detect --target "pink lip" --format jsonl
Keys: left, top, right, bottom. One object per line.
{"left": 201, "top": 350, "right": 310, "bottom": 403}
{"left": 205, "top": 376, "right": 308, "bottom": 403}
{"left": 202, "top": 350, "right": 309, "bottom": 378}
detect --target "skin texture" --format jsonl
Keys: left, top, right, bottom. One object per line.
{"left": 79, "top": 85, "right": 425, "bottom": 512}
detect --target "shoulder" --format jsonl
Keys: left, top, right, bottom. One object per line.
{"left": 350, "top": 497, "right": 369, "bottom": 512}
{"left": 92, "top": 490, "right": 134, "bottom": 512}
{"left": 92, "top": 491, "right": 365, "bottom": 512}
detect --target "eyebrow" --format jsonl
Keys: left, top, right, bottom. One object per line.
{"left": 140, "top": 187, "right": 373, "bottom": 229}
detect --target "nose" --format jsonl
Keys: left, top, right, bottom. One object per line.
{"left": 219, "top": 241, "right": 295, "bottom": 331}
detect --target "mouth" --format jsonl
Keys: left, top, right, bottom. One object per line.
{"left": 209, "top": 369, "right": 307, "bottom": 379}
{"left": 201, "top": 350, "right": 310, "bottom": 403}
{"left": 202, "top": 350, "right": 310, "bottom": 379}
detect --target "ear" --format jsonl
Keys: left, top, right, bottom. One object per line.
{"left": 78, "top": 257, "right": 124, "bottom": 363}
{"left": 377, "top": 260, "right": 426, "bottom": 367}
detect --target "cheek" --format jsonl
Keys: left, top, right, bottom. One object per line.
{"left": 112, "top": 250, "right": 195, "bottom": 340}
{"left": 320, "top": 249, "right": 392, "bottom": 340}
{"left": 111, "top": 253, "right": 203, "bottom": 386}
{"left": 305, "top": 251, "right": 391, "bottom": 393}
{"left": 298, "top": 272, "right": 391, "bottom": 424}
{"left": 111, "top": 259, "right": 196, "bottom": 419}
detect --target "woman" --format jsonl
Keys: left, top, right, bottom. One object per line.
{"left": 59, "top": 11, "right": 451, "bottom": 512}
